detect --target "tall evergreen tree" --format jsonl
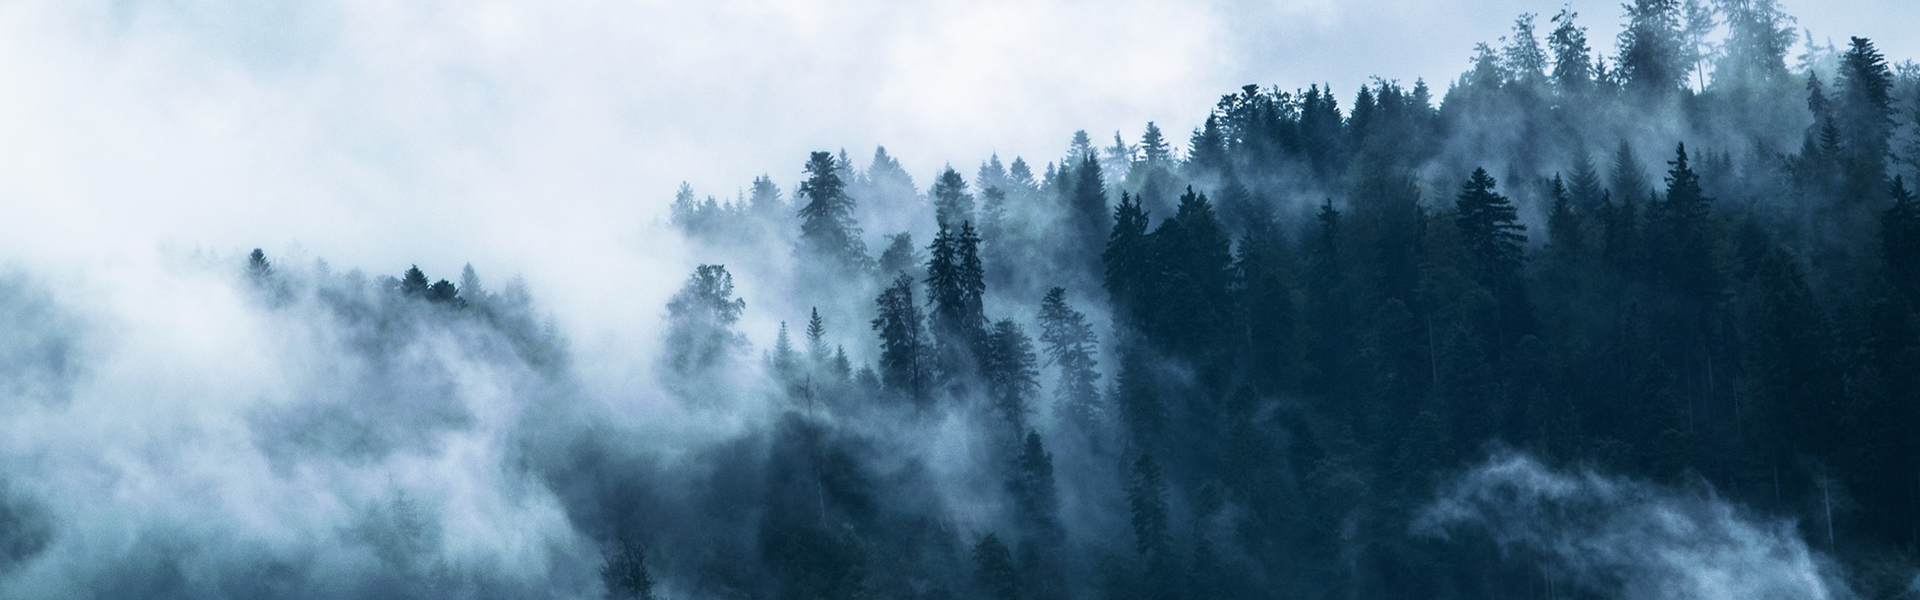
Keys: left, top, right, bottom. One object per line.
{"left": 1835, "top": 37, "right": 1895, "bottom": 203}
{"left": 1069, "top": 154, "right": 1111, "bottom": 274}
{"left": 1453, "top": 168, "right": 1529, "bottom": 289}
{"left": 1548, "top": 8, "right": 1594, "bottom": 96}
{"left": 1037, "top": 287, "right": 1101, "bottom": 433}
{"left": 932, "top": 167, "right": 976, "bottom": 227}
{"left": 1616, "top": 0, "right": 1688, "bottom": 97}
{"left": 798, "top": 151, "right": 871, "bottom": 273}
{"left": 982, "top": 319, "right": 1041, "bottom": 435}
{"left": 806, "top": 308, "right": 830, "bottom": 367}
{"left": 925, "top": 223, "right": 988, "bottom": 384}
{"left": 1883, "top": 176, "right": 1920, "bottom": 300}
{"left": 664, "top": 265, "right": 748, "bottom": 378}
{"left": 872, "top": 274, "right": 929, "bottom": 403}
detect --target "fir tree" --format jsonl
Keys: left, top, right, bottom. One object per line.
{"left": 798, "top": 151, "right": 871, "bottom": 273}
{"left": 1883, "top": 176, "right": 1920, "bottom": 300}
{"left": 872, "top": 274, "right": 929, "bottom": 403}
{"left": 1037, "top": 287, "right": 1101, "bottom": 432}
{"left": 806, "top": 307, "right": 830, "bottom": 367}
{"left": 664, "top": 264, "right": 748, "bottom": 378}
{"left": 932, "top": 166, "right": 975, "bottom": 228}
{"left": 982, "top": 319, "right": 1040, "bottom": 435}
{"left": 1454, "top": 168, "right": 1528, "bottom": 288}
{"left": 1616, "top": 0, "right": 1688, "bottom": 97}
{"left": 1548, "top": 9, "right": 1594, "bottom": 96}
{"left": 400, "top": 265, "right": 431, "bottom": 298}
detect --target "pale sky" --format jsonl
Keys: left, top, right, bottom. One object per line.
{"left": 0, "top": 0, "right": 1911, "bottom": 284}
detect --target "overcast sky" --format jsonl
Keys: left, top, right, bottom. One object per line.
{"left": 0, "top": 0, "right": 1912, "bottom": 288}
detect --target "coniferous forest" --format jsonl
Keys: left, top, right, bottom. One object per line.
{"left": 6, "top": 1, "right": 1920, "bottom": 599}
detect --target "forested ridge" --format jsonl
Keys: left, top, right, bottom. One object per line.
{"left": 7, "top": 1, "right": 1920, "bottom": 598}
{"left": 629, "top": 1, "right": 1920, "bottom": 597}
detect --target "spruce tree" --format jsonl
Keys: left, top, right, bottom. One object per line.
{"left": 872, "top": 274, "right": 928, "bottom": 403}
{"left": 1616, "top": 0, "right": 1687, "bottom": 97}
{"left": 982, "top": 319, "right": 1040, "bottom": 435}
{"left": 932, "top": 167, "right": 975, "bottom": 227}
{"left": 1547, "top": 9, "right": 1594, "bottom": 97}
{"left": 1037, "top": 287, "right": 1101, "bottom": 432}
{"left": 400, "top": 265, "right": 431, "bottom": 298}
{"left": 1103, "top": 192, "right": 1152, "bottom": 327}
{"left": 664, "top": 265, "right": 748, "bottom": 378}
{"left": 1453, "top": 168, "right": 1528, "bottom": 289}
{"left": 798, "top": 151, "right": 871, "bottom": 273}
{"left": 806, "top": 308, "right": 830, "bottom": 367}
{"left": 1069, "top": 154, "right": 1110, "bottom": 274}
{"left": 1883, "top": 176, "right": 1920, "bottom": 300}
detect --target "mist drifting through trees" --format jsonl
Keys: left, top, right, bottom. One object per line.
{"left": 4, "top": 1, "right": 1920, "bottom": 599}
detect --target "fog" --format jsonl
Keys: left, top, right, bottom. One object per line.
{"left": 2, "top": 0, "right": 1918, "bottom": 598}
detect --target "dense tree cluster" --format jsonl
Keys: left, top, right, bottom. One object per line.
{"left": 625, "top": 5, "right": 1920, "bottom": 598}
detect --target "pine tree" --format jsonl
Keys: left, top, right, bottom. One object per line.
{"left": 246, "top": 248, "right": 273, "bottom": 283}
{"left": 664, "top": 265, "right": 748, "bottom": 378}
{"left": 1037, "top": 287, "right": 1101, "bottom": 433}
{"left": 1884, "top": 176, "right": 1920, "bottom": 300}
{"left": 1610, "top": 140, "right": 1650, "bottom": 201}
{"left": 1716, "top": 0, "right": 1794, "bottom": 88}
{"left": 806, "top": 308, "right": 830, "bottom": 367}
{"left": 1545, "top": 174, "right": 1586, "bottom": 263}
{"left": 1126, "top": 453, "right": 1170, "bottom": 559}
{"left": 982, "top": 319, "right": 1040, "bottom": 435}
{"left": 399, "top": 265, "right": 431, "bottom": 298}
{"left": 771, "top": 321, "right": 798, "bottom": 383}
{"left": 458, "top": 264, "right": 486, "bottom": 305}
{"left": 1568, "top": 152, "right": 1607, "bottom": 210}
{"left": 872, "top": 274, "right": 928, "bottom": 403}
{"left": 877, "top": 233, "right": 917, "bottom": 278}
{"left": 1103, "top": 192, "right": 1152, "bottom": 327}
{"left": 798, "top": 151, "right": 871, "bottom": 273}
{"left": 1548, "top": 8, "right": 1594, "bottom": 96}
{"left": 1503, "top": 13, "right": 1549, "bottom": 88}
{"left": 932, "top": 167, "right": 975, "bottom": 227}
{"left": 1069, "top": 153, "right": 1110, "bottom": 274}
{"left": 925, "top": 223, "right": 988, "bottom": 385}
{"left": 1836, "top": 37, "right": 1895, "bottom": 203}
{"left": 972, "top": 533, "right": 1021, "bottom": 600}
{"left": 1649, "top": 142, "right": 1721, "bottom": 300}
{"left": 1453, "top": 168, "right": 1528, "bottom": 288}
{"left": 1616, "top": 0, "right": 1687, "bottom": 97}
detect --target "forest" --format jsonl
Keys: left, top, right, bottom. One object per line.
{"left": 2, "top": 0, "right": 1919, "bottom": 598}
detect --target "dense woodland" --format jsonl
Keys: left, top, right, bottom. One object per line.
{"left": 206, "top": 1, "right": 1920, "bottom": 598}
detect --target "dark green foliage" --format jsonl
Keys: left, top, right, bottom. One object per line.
{"left": 1037, "top": 287, "right": 1100, "bottom": 432}
{"left": 1125, "top": 453, "right": 1169, "bottom": 559}
{"left": 982, "top": 319, "right": 1040, "bottom": 435}
{"left": 1616, "top": 0, "right": 1687, "bottom": 97}
{"left": 1453, "top": 168, "right": 1528, "bottom": 289}
{"left": 798, "top": 151, "right": 871, "bottom": 273}
{"left": 871, "top": 274, "right": 928, "bottom": 403}
{"left": 399, "top": 265, "right": 430, "bottom": 298}
{"left": 620, "top": 9, "right": 1920, "bottom": 599}
{"left": 1547, "top": 9, "right": 1594, "bottom": 96}
{"left": 925, "top": 222, "right": 988, "bottom": 386}
{"left": 932, "top": 167, "right": 975, "bottom": 228}
{"left": 1885, "top": 177, "right": 1920, "bottom": 300}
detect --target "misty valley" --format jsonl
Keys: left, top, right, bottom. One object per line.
{"left": 5, "top": 1, "right": 1920, "bottom": 599}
